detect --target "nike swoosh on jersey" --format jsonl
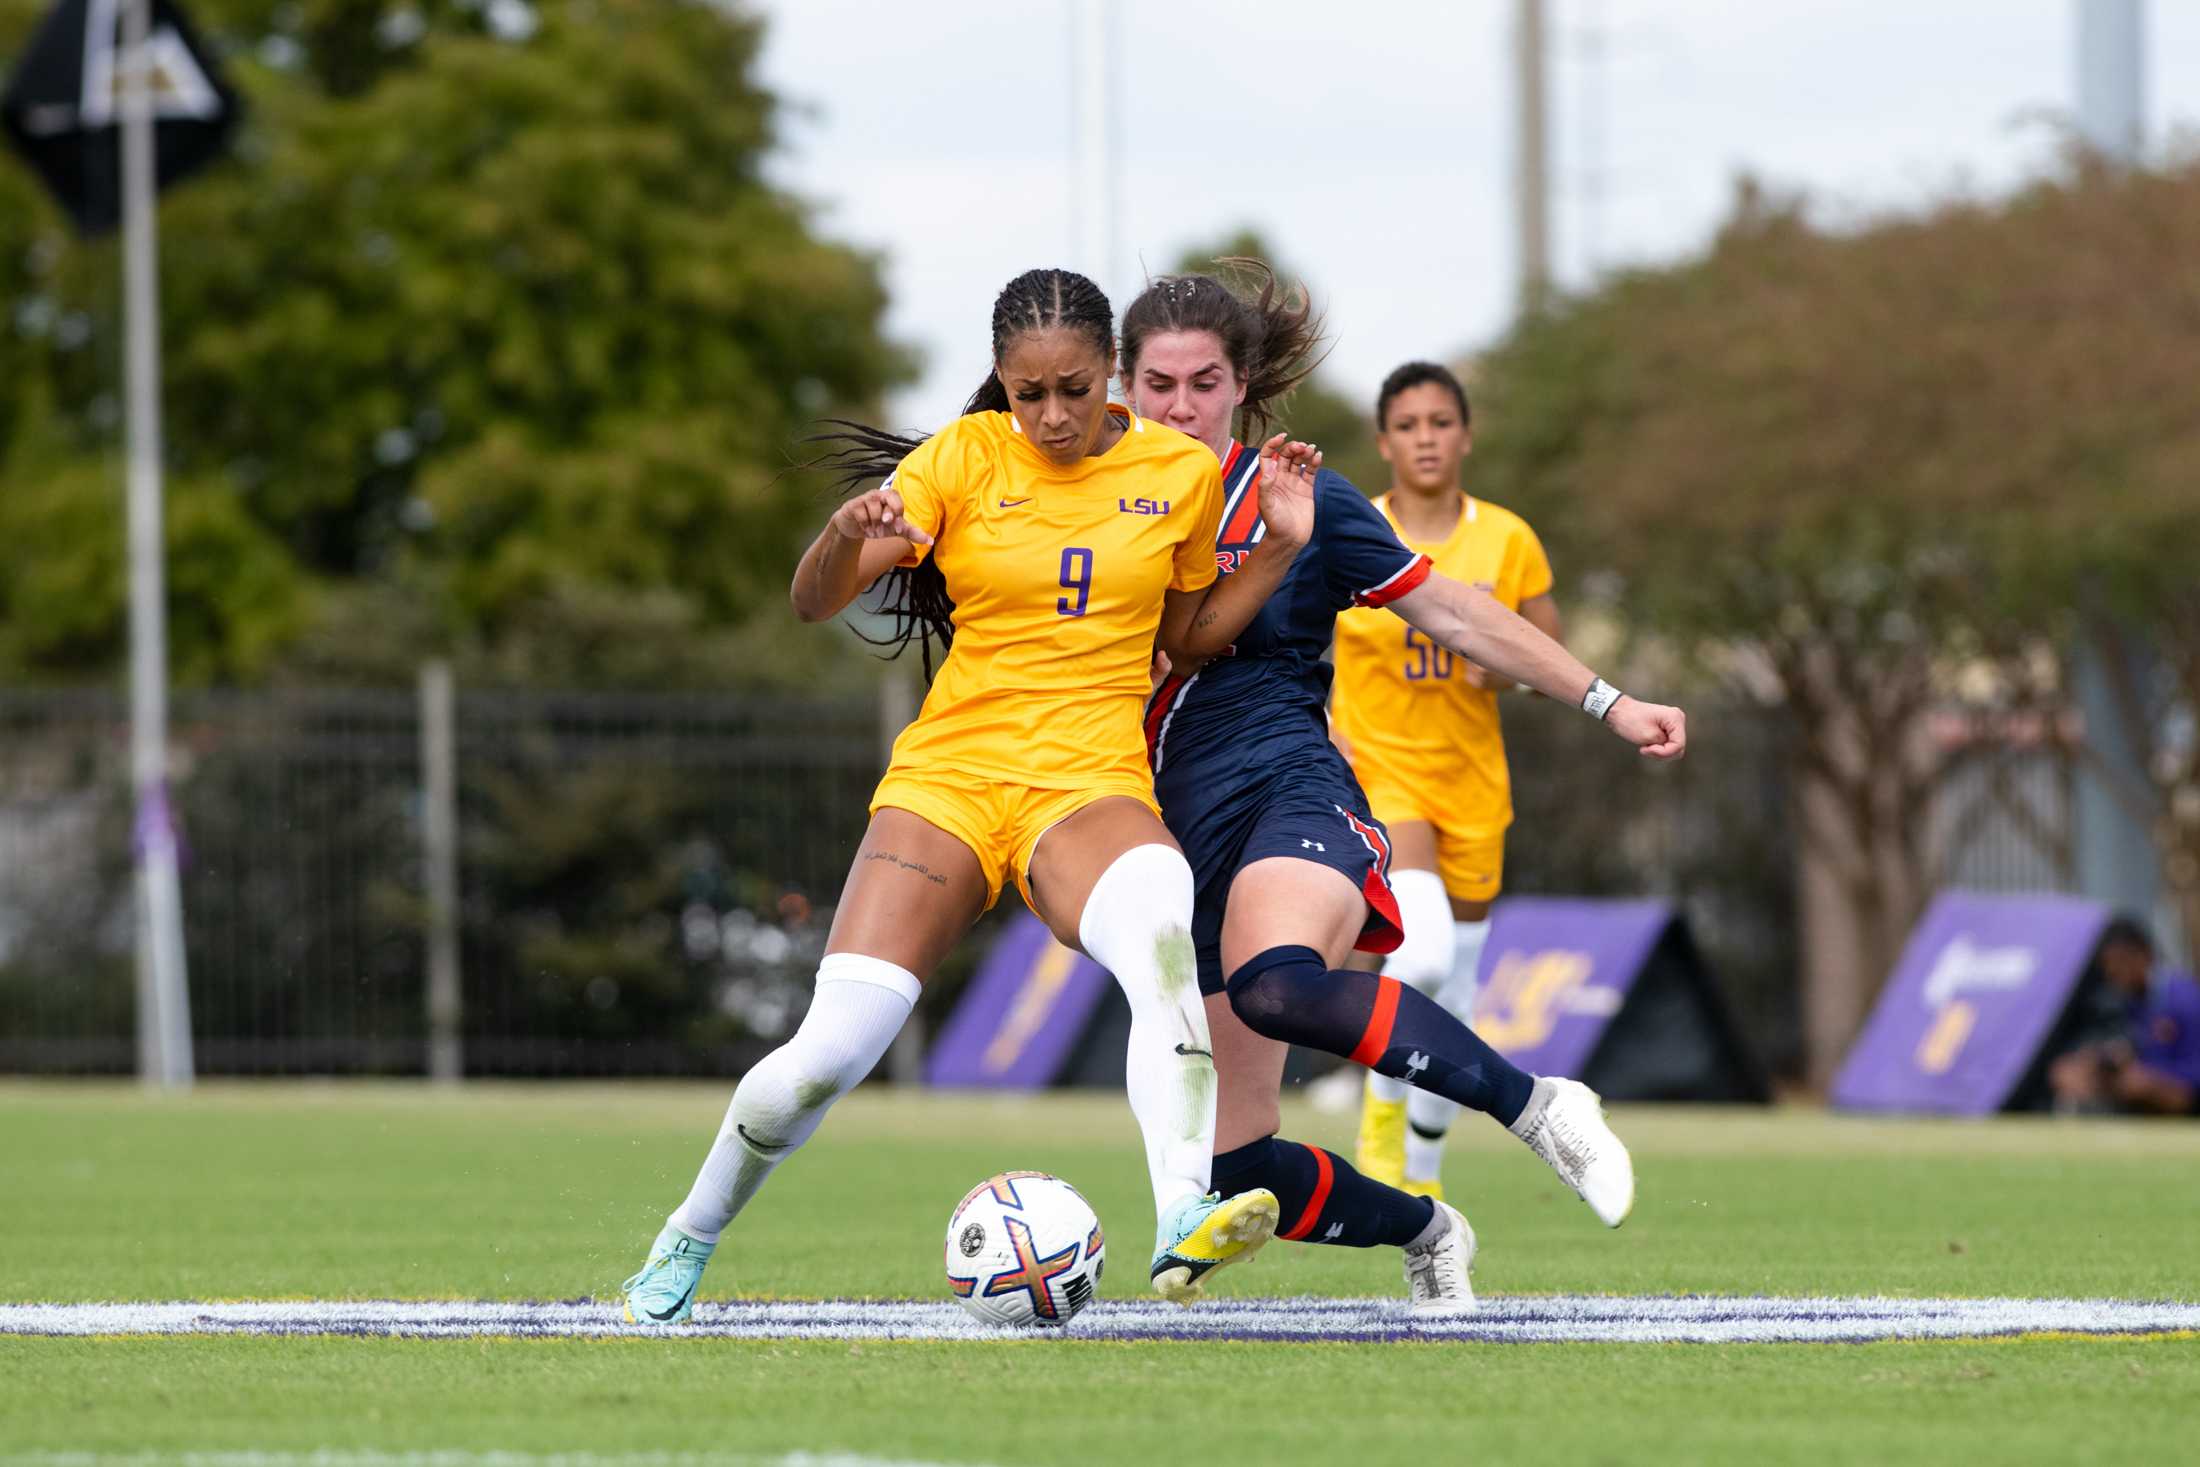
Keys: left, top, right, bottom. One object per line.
{"left": 999, "top": 497, "right": 1033, "bottom": 508}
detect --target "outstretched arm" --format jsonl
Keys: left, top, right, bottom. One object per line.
{"left": 790, "top": 486, "right": 931, "bottom": 623}
{"left": 1155, "top": 435, "right": 1319, "bottom": 670}
{"left": 1467, "top": 591, "right": 1562, "bottom": 692}
{"left": 1388, "top": 573, "right": 1686, "bottom": 759}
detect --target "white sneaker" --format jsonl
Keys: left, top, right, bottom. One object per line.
{"left": 1511, "top": 1077, "right": 1634, "bottom": 1227}
{"left": 1402, "top": 1201, "right": 1477, "bottom": 1312}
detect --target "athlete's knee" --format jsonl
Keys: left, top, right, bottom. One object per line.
{"left": 1224, "top": 944, "right": 1328, "bottom": 1038}
{"left": 1079, "top": 843, "right": 1194, "bottom": 933}
{"left": 1078, "top": 844, "right": 1197, "bottom": 1002}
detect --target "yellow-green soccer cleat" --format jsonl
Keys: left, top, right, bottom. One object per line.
{"left": 1404, "top": 1176, "right": 1445, "bottom": 1203}
{"left": 1150, "top": 1188, "right": 1279, "bottom": 1304}
{"left": 1356, "top": 1081, "right": 1408, "bottom": 1189}
{"left": 621, "top": 1223, "right": 715, "bottom": 1326}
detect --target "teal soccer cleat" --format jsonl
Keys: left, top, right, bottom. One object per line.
{"left": 1149, "top": 1188, "right": 1278, "bottom": 1304}
{"left": 621, "top": 1224, "right": 715, "bottom": 1326}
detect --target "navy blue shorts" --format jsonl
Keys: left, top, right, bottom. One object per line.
{"left": 1156, "top": 758, "right": 1404, "bottom": 997}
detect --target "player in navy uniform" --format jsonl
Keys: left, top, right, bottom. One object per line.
{"left": 1118, "top": 264, "right": 1688, "bottom": 1307}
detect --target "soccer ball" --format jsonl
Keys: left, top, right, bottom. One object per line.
{"left": 943, "top": 1170, "right": 1105, "bottom": 1328}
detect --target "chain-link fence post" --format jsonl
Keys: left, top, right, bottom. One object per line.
{"left": 421, "top": 662, "right": 463, "bottom": 1083}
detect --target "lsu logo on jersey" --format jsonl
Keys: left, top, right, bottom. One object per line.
{"left": 1117, "top": 497, "right": 1170, "bottom": 516}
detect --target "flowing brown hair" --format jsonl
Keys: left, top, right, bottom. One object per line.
{"left": 1118, "top": 257, "right": 1329, "bottom": 439}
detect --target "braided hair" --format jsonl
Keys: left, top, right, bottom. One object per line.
{"left": 810, "top": 268, "right": 1115, "bottom": 680}
{"left": 1118, "top": 257, "right": 1328, "bottom": 440}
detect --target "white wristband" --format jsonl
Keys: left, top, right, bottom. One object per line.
{"left": 1581, "top": 677, "right": 1623, "bottom": 721}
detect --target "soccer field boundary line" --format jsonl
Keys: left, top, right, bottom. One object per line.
{"left": 4, "top": 1296, "right": 2198, "bottom": 1344}
{"left": 0, "top": 1456, "right": 976, "bottom": 1467}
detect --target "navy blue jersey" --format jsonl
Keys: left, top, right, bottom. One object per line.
{"left": 1145, "top": 441, "right": 1428, "bottom": 989}
{"left": 1144, "top": 440, "right": 1432, "bottom": 784}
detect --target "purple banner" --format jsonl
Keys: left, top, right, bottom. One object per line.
{"left": 1831, "top": 891, "right": 2110, "bottom": 1115}
{"left": 924, "top": 912, "right": 1116, "bottom": 1089}
{"left": 1471, "top": 897, "right": 1675, "bottom": 1076}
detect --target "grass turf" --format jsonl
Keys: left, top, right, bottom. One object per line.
{"left": 3, "top": 1082, "right": 2197, "bottom": 1465}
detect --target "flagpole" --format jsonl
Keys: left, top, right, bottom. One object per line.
{"left": 121, "top": 0, "right": 191, "bottom": 1088}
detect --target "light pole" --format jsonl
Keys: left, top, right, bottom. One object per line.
{"left": 121, "top": 0, "right": 192, "bottom": 1087}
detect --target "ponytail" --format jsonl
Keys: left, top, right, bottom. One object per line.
{"left": 963, "top": 373, "right": 1010, "bottom": 416}
{"left": 804, "top": 367, "right": 1003, "bottom": 683}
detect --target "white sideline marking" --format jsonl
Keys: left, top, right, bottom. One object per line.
{"left": 2, "top": 1296, "right": 2196, "bottom": 1344}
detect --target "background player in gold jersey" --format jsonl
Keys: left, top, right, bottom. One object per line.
{"left": 621, "top": 270, "right": 1318, "bottom": 1323}
{"left": 1332, "top": 362, "right": 1562, "bottom": 1197}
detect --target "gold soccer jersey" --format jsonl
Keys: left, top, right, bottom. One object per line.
{"left": 1330, "top": 493, "right": 1553, "bottom": 841}
{"left": 879, "top": 406, "right": 1224, "bottom": 795}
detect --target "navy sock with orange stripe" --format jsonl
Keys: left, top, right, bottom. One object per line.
{"left": 1225, "top": 944, "right": 1535, "bottom": 1126}
{"left": 1211, "top": 1136, "right": 1433, "bottom": 1248}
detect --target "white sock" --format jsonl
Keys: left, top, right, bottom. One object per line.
{"left": 668, "top": 952, "right": 918, "bottom": 1243}
{"left": 1368, "top": 869, "right": 1454, "bottom": 1105}
{"left": 1442, "top": 915, "right": 1492, "bottom": 1021}
{"left": 1078, "top": 843, "right": 1214, "bottom": 1217}
{"left": 1404, "top": 917, "right": 1492, "bottom": 1182}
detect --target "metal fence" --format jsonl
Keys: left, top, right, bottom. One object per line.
{"left": 1498, "top": 698, "right": 2081, "bottom": 1078}
{"left": 0, "top": 685, "right": 881, "bottom": 1076}
{"left": 0, "top": 682, "right": 2077, "bottom": 1081}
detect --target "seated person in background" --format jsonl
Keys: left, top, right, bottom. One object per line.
{"left": 2048, "top": 918, "right": 2200, "bottom": 1117}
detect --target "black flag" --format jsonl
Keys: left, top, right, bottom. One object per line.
{"left": 1, "top": 0, "right": 239, "bottom": 236}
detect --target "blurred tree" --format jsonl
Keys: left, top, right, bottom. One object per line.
{"left": 0, "top": 0, "right": 913, "bottom": 686}
{"left": 1166, "top": 228, "right": 1382, "bottom": 490}
{"left": 2025, "top": 161, "right": 2200, "bottom": 968}
{"left": 2083, "top": 566, "right": 2200, "bottom": 978}
{"left": 1468, "top": 157, "right": 2200, "bottom": 1084}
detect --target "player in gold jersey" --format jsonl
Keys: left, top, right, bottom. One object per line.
{"left": 1334, "top": 362, "right": 1562, "bottom": 1197}
{"left": 621, "top": 270, "right": 1320, "bottom": 1323}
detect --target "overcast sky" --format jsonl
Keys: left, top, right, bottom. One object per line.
{"left": 751, "top": 0, "right": 2199, "bottom": 428}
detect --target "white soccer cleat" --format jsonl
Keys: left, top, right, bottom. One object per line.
{"left": 1511, "top": 1077, "right": 1635, "bottom": 1227}
{"left": 1402, "top": 1200, "right": 1477, "bottom": 1313}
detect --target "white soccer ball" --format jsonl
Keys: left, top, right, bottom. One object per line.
{"left": 943, "top": 1170, "right": 1106, "bottom": 1328}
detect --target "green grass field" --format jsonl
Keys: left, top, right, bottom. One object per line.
{"left": 4, "top": 1082, "right": 2197, "bottom": 1465}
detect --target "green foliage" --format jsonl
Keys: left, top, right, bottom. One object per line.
{"left": 0, "top": 451, "right": 309, "bottom": 683}
{"left": 1472, "top": 160, "right": 2200, "bottom": 656}
{"left": 460, "top": 751, "right": 722, "bottom": 1045}
{"left": 1467, "top": 156, "right": 2200, "bottom": 1029}
{"left": 0, "top": 0, "right": 912, "bottom": 685}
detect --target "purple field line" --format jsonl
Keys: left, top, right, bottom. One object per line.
{"left": 4, "top": 1296, "right": 2199, "bottom": 1345}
